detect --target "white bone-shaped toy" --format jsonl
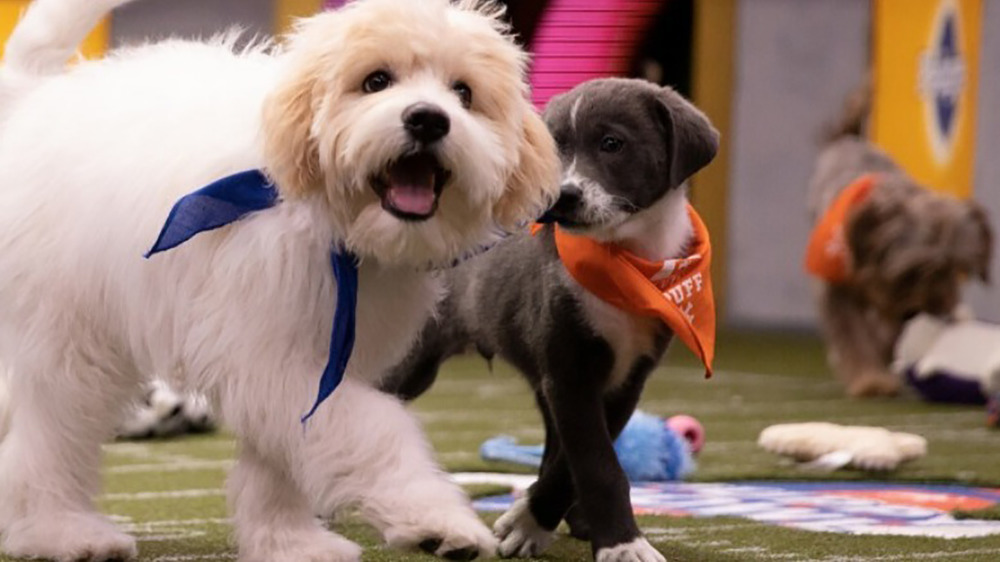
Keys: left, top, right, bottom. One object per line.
{"left": 758, "top": 422, "right": 927, "bottom": 471}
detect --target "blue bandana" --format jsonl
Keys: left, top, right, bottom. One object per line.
{"left": 145, "top": 170, "right": 358, "bottom": 423}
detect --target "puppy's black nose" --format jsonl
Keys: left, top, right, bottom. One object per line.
{"left": 553, "top": 184, "right": 583, "bottom": 212}
{"left": 539, "top": 184, "right": 583, "bottom": 224}
{"left": 403, "top": 103, "right": 450, "bottom": 143}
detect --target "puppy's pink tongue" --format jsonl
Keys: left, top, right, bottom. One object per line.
{"left": 387, "top": 157, "right": 436, "bottom": 215}
{"left": 387, "top": 183, "right": 435, "bottom": 214}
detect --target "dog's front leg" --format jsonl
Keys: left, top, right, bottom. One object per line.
{"left": 538, "top": 380, "right": 664, "bottom": 562}
{"left": 820, "top": 286, "right": 901, "bottom": 397}
{"left": 291, "top": 379, "right": 496, "bottom": 560}
{"left": 229, "top": 443, "right": 362, "bottom": 562}
{"left": 494, "top": 391, "right": 572, "bottom": 558}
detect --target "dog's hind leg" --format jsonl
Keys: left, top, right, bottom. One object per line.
{"left": 294, "top": 380, "right": 496, "bottom": 560}
{"left": 228, "top": 444, "right": 362, "bottom": 562}
{"left": 380, "top": 313, "right": 471, "bottom": 402}
{"left": 0, "top": 350, "right": 138, "bottom": 561}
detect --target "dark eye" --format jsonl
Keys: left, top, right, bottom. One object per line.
{"left": 452, "top": 81, "right": 472, "bottom": 108}
{"left": 600, "top": 135, "right": 624, "bottom": 153}
{"left": 363, "top": 70, "right": 393, "bottom": 93}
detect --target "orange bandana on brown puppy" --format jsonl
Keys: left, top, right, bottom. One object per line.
{"left": 805, "top": 174, "right": 877, "bottom": 284}
{"left": 535, "top": 205, "right": 716, "bottom": 377}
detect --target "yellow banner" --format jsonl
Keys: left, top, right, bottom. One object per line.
{"left": 872, "top": 0, "right": 981, "bottom": 197}
{"left": 0, "top": 0, "right": 108, "bottom": 60}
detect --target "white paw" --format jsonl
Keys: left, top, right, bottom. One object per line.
{"left": 238, "top": 526, "right": 361, "bottom": 562}
{"left": 596, "top": 537, "right": 666, "bottom": 562}
{"left": 384, "top": 506, "right": 497, "bottom": 560}
{"left": 2, "top": 511, "right": 137, "bottom": 562}
{"left": 493, "top": 497, "right": 554, "bottom": 558}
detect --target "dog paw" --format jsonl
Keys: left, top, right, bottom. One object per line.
{"left": 384, "top": 508, "right": 496, "bottom": 560}
{"left": 2, "top": 511, "right": 137, "bottom": 562}
{"left": 847, "top": 372, "right": 901, "bottom": 397}
{"left": 595, "top": 538, "right": 666, "bottom": 562}
{"left": 494, "top": 497, "right": 554, "bottom": 558}
{"left": 238, "top": 527, "right": 361, "bottom": 562}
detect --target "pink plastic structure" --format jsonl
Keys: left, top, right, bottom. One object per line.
{"left": 322, "top": 0, "right": 663, "bottom": 108}
{"left": 528, "top": 0, "right": 661, "bottom": 107}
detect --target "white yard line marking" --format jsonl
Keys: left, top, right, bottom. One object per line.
{"left": 428, "top": 428, "right": 545, "bottom": 441}
{"left": 107, "top": 459, "right": 234, "bottom": 474}
{"left": 123, "top": 518, "right": 230, "bottom": 531}
{"left": 104, "top": 488, "right": 224, "bottom": 501}
{"left": 816, "top": 549, "right": 1000, "bottom": 562}
{"left": 151, "top": 555, "right": 236, "bottom": 562}
{"left": 436, "top": 451, "right": 481, "bottom": 462}
{"left": 138, "top": 531, "right": 207, "bottom": 542}
{"left": 642, "top": 524, "right": 756, "bottom": 536}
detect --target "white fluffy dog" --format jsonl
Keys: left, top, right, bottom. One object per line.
{"left": 0, "top": 0, "right": 558, "bottom": 561}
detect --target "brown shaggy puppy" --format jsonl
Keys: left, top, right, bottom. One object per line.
{"left": 807, "top": 96, "right": 993, "bottom": 397}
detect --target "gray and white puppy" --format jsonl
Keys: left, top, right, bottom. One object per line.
{"left": 382, "top": 78, "right": 718, "bottom": 562}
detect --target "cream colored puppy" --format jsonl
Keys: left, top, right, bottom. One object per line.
{"left": 0, "top": 1, "right": 558, "bottom": 561}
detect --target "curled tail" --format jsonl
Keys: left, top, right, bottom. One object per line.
{"left": 2, "top": 0, "right": 133, "bottom": 79}
{"left": 822, "top": 81, "right": 871, "bottom": 143}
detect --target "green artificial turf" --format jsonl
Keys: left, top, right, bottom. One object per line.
{"left": 954, "top": 506, "right": 1000, "bottom": 521}
{"left": 4, "top": 330, "right": 1000, "bottom": 562}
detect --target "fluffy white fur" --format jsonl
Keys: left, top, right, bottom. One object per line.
{"left": 0, "top": 366, "right": 8, "bottom": 440}
{"left": 758, "top": 422, "right": 927, "bottom": 472}
{"left": 0, "top": 0, "right": 558, "bottom": 560}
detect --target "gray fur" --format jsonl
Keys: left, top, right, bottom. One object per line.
{"left": 383, "top": 78, "right": 718, "bottom": 558}
{"left": 544, "top": 79, "right": 718, "bottom": 225}
{"left": 810, "top": 103, "right": 993, "bottom": 397}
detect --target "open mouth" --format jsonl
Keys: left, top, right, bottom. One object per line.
{"left": 372, "top": 152, "right": 450, "bottom": 222}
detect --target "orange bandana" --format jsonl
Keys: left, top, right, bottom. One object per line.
{"left": 804, "top": 174, "right": 876, "bottom": 284}
{"left": 534, "top": 205, "right": 716, "bottom": 377}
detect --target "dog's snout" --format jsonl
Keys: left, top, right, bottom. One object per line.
{"left": 553, "top": 184, "right": 583, "bottom": 211}
{"left": 403, "top": 103, "right": 450, "bottom": 143}
{"left": 538, "top": 184, "right": 584, "bottom": 224}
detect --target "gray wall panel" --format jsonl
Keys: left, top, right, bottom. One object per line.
{"left": 111, "top": 0, "right": 272, "bottom": 46}
{"left": 969, "top": 0, "right": 1000, "bottom": 321}
{"left": 727, "top": 0, "right": 870, "bottom": 327}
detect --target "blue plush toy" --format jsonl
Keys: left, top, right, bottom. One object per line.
{"left": 480, "top": 410, "right": 702, "bottom": 481}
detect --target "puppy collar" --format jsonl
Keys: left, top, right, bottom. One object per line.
{"left": 145, "top": 170, "right": 358, "bottom": 424}
{"left": 805, "top": 174, "right": 877, "bottom": 284}
{"left": 534, "top": 205, "right": 716, "bottom": 377}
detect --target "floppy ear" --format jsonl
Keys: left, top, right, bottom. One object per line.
{"left": 493, "top": 107, "right": 560, "bottom": 231}
{"left": 654, "top": 87, "right": 720, "bottom": 188}
{"left": 261, "top": 59, "right": 323, "bottom": 198}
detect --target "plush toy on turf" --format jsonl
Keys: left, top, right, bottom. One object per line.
{"left": 117, "top": 380, "right": 216, "bottom": 439}
{"left": 758, "top": 422, "right": 926, "bottom": 471}
{"left": 893, "top": 313, "right": 1000, "bottom": 405}
{"left": 481, "top": 411, "right": 703, "bottom": 481}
